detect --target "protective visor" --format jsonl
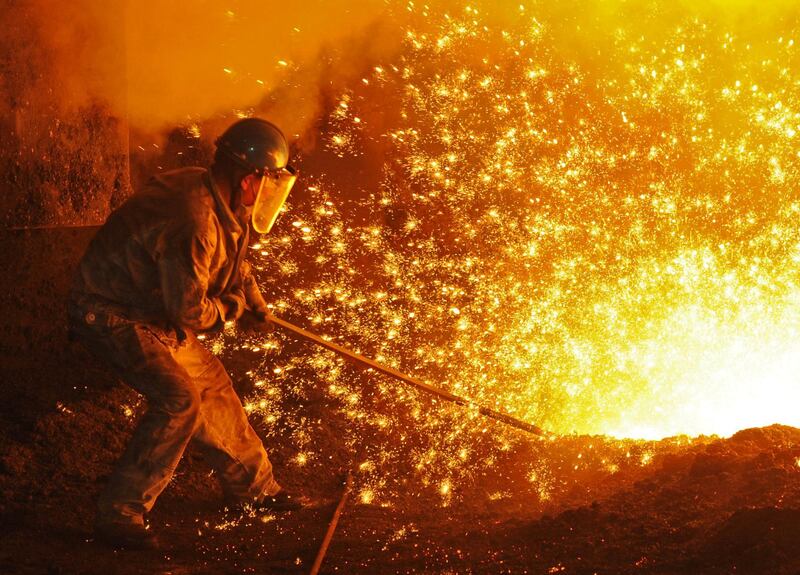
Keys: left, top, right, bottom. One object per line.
{"left": 251, "top": 166, "right": 297, "bottom": 234}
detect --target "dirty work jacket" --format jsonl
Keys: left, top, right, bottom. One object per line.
{"left": 71, "top": 167, "right": 268, "bottom": 331}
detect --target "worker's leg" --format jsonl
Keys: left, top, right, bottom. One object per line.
{"left": 72, "top": 315, "right": 201, "bottom": 526}
{"left": 174, "top": 333, "right": 281, "bottom": 500}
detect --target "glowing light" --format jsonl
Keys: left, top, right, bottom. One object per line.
{"left": 206, "top": 0, "right": 800, "bottom": 514}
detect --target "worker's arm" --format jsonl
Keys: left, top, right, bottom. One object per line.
{"left": 157, "top": 222, "right": 228, "bottom": 331}
{"left": 239, "top": 260, "right": 270, "bottom": 320}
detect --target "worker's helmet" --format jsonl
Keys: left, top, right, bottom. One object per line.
{"left": 215, "top": 117, "right": 290, "bottom": 173}
{"left": 215, "top": 118, "right": 297, "bottom": 234}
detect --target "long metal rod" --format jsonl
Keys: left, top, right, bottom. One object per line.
{"left": 269, "top": 314, "right": 546, "bottom": 437}
{"left": 309, "top": 473, "right": 353, "bottom": 575}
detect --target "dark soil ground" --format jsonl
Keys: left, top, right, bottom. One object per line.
{"left": 3, "top": 228, "right": 800, "bottom": 575}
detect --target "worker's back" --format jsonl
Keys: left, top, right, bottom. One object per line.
{"left": 70, "top": 167, "right": 244, "bottom": 328}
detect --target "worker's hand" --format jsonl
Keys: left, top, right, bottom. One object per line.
{"left": 220, "top": 293, "right": 247, "bottom": 321}
{"left": 238, "top": 307, "right": 274, "bottom": 334}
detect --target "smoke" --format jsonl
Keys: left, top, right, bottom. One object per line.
{"left": 1, "top": 0, "right": 399, "bottom": 142}
{"left": 0, "top": 1, "right": 124, "bottom": 119}
{"left": 4, "top": 0, "right": 798, "bottom": 141}
{"left": 124, "top": 1, "right": 401, "bottom": 139}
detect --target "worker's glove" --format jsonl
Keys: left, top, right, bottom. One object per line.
{"left": 219, "top": 293, "right": 247, "bottom": 322}
{"left": 238, "top": 307, "right": 274, "bottom": 334}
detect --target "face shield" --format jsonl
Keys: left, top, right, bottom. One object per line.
{"left": 251, "top": 166, "right": 297, "bottom": 234}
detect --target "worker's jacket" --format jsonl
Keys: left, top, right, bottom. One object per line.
{"left": 70, "top": 168, "right": 267, "bottom": 332}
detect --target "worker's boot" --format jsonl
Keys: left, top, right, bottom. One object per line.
{"left": 95, "top": 522, "right": 159, "bottom": 550}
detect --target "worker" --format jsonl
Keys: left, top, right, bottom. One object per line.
{"left": 67, "top": 118, "right": 302, "bottom": 549}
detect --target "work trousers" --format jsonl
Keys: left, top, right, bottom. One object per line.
{"left": 69, "top": 306, "right": 281, "bottom": 526}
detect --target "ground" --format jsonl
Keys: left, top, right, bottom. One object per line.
{"left": 2, "top": 229, "right": 800, "bottom": 575}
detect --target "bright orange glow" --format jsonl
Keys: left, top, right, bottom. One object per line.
{"left": 207, "top": 0, "right": 800, "bottom": 499}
